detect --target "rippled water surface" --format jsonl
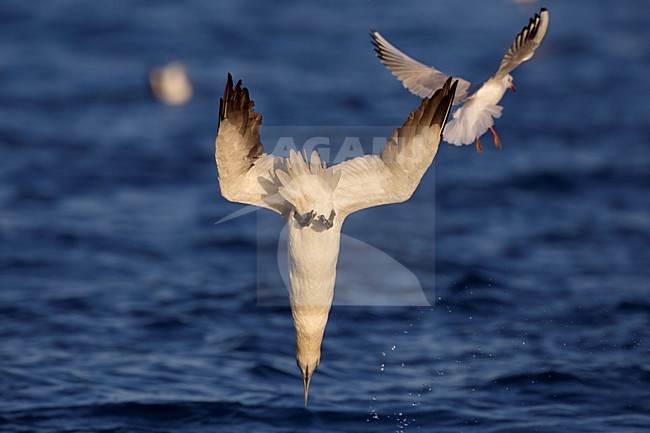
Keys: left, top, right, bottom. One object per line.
{"left": 1, "top": 0, "right": 649, "bottom": 432}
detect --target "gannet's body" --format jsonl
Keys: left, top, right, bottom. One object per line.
{"left": 287, "top": 214, "right": 340, "bottom": 399}
{"left": 371, "top": 8, "right": 549, "bottom": 151}
{"left": 215, "top": 74, "right": 456, "bottom": 404}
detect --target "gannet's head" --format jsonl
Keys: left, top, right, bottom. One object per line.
{"left": 503, "top": 74, "right": 516, "bottom": 92}
{"left": 294, "top": 308, "right": 327, "bottom": 406}
{"left": 276, "top": 150, "right": 341, "bottom": 230}
{"left": 297, "top": 349, "right": 319, "bottom": 406}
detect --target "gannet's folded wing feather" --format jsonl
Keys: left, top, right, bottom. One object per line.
{"left": 494, "top": 8, "right": 549, "bottom": 79}
{"left": 216, "top": 74, "right": 288, "bottom": 215}
{"left": 331, "top": 79, "right": 457, "bottom": 216}
{"left": 371, "top": 30, "right": 470, "bottom": 104}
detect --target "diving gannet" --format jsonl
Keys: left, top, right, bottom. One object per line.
{"left": 215, "top": 74, "right": 457, "bottom": 404}
{"left": 371, "top": 8, "right": 549, "bottom": 151}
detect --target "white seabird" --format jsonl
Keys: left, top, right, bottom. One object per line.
{"left": 215, "top": 74, "right": 457, "bottom": 404}
{"left": 149, "top": 62, "right": 193, "bottom": 106}
{"left": 371, "top": 8, "right": 549, "bottom": 152}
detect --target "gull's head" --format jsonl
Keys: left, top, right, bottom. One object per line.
{"left": 276, "top": 150, "right": 341, "bottom": 230}
{"left": 503, "top": 74, "right": 516, "bottom": 92}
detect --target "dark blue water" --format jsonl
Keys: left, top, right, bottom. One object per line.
{"left": 1, "top": 0, "right": 649, "bottom": 431}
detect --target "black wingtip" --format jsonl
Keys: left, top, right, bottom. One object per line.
{"left": 218, "top": 97, "right": 224, "bottom": 126}
{"left": 441, "top": 79, "right": 458, "bottom": 134}
{"left": 449, "top": 79, "right": 459, "bottom": 104}
{"left": 429, "top": 78, "right": 457, "bottom": 135}
{"left": 370, "top": 32, "right": 385, "bottom": 61}
{"left": 218, "top": 73, "right": 259, "bottom": 131}
{"left": 219, "top": 73, "right": 234, "bottom": 126}
{"left": 370, "top": 30, "right": 381, "bottom": 46}
{"left": 219, "top": 73, "right": 239, "bottom": 126}
{"left": 225, "top": 73, "right": 233, "bottom": 98}
{"left": 540, "top": 7, "right": 547, "bottom": 12}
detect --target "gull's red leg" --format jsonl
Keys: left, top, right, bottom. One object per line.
{"left": 475, "top": 137, "right": 483, "bottom": 153}
{"left": 489, "top": 126, "right": 502, "bottom": 149}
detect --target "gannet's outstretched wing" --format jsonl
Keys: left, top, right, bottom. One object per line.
{"left": 216, "top": 74, "right": 289, "bottom": 215}
{"left": 494, "top": 9, "right": 549, "bottom": 80}
{"left": 331, "top": 79, "right": 457, "bottom": 217}
{"left": 371, "top": 30, "right": 470, "bottom": 104}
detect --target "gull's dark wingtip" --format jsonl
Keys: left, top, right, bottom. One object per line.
{"left": 370, "top": 32, "right": 386, "bottom": 62}
{"left": 369, "top": 30, "right": 382, "bottom": 48}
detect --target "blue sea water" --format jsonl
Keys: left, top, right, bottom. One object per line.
{"left": 1, "top": 0, "right": 649, "bottom": 432}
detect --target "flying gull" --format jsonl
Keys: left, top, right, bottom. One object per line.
{"left": 215, "top": 74, "right": 457, "bottom": 404}
{"left": 371, "top": 8, "right": 549, "bottom": 151}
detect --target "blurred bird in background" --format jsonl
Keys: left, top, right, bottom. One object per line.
{"left": 149, "top": 62, "right": 193, "bottom": 106}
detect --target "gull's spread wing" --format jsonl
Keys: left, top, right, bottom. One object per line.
{"left": 215, "top": 74, "right": 288, "bottom": 215}
{"left": 494, "top": 8, "right": 549, "bottom": 79}
{"left": 371, "top": 30, "right": 470, "bottom": 104}
{"left": 331, "top": 78, "right": 457, "bottom": 216}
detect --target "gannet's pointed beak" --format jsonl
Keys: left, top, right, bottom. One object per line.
{"left": 509, "top": 84, "right": 516, "bottom": 92}
{"left": 302, "top": 366, "right": 312, "bottom": 406}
